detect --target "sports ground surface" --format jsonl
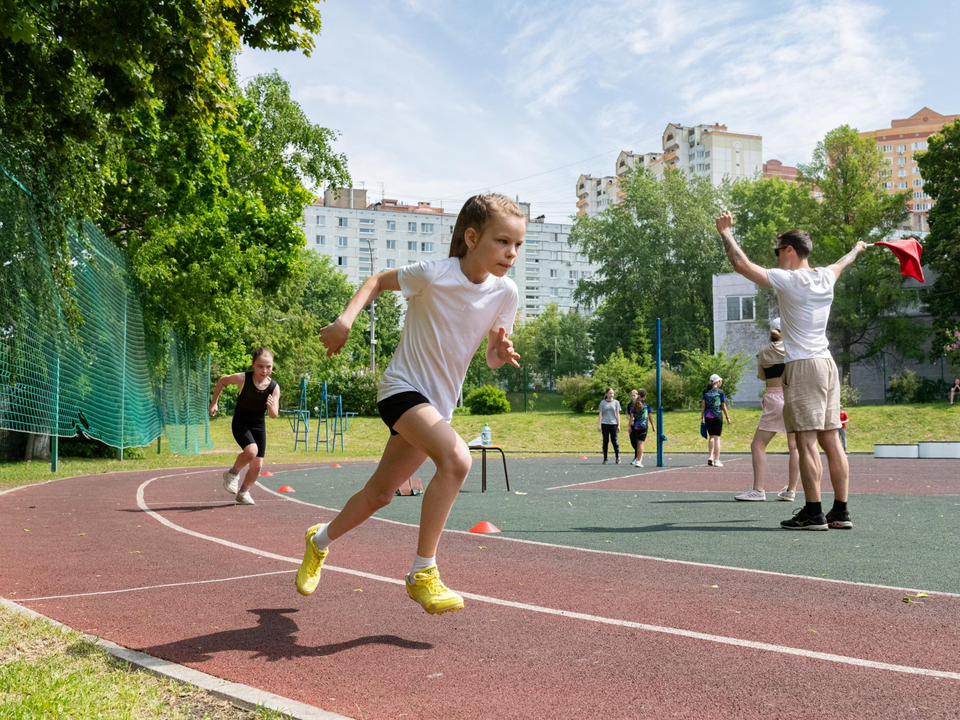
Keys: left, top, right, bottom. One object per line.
{"left": 2, "top": 455, "right": 959, "bottom": 718}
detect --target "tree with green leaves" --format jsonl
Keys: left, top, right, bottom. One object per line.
{"left": 795, "top": 126, "right": 917, "bottom": 380}
{"left": 572, "top": 168, "right": 725, "bottom": 363}
{"left": 916, "top": 117, "right": 960, "bottom": 343}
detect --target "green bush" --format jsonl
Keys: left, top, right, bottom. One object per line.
{"left": 310, "top": 369, "right": 380, "bottom": 416}
{"left": 557, "top": 375, "right": 594, "bottom": 413}
{"left": 589, "top": 349, "right": 647, "bottom": 410}
{"left": 679, "top": 348, "right": 748, "bottom": 407}
{"left": 888, "top": 370, "right": 946, "bottom": 404}
{"left": 641, "top": 366, "right": 687, "bottom": 411}
{"left": 464, "top": 385, "right": 511, "bottom": 414}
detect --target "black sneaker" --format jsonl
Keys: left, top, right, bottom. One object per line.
{"left": 826, "top": 508, "right": 853, "bottom": 529}
{"left": 780, "top": 507, "right": 829, "bottom": 530}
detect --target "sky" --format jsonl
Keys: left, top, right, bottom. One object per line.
{"left": 237, "top": 0, "right": 960, "bottom": 224}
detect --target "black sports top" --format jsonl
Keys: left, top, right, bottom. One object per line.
{"left": 764, "top": 363, "right": 785, "bottom": 379}
{"left": 234, "top": 371, "right": 277, "bottom": 425}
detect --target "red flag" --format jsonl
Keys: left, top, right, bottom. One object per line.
{"left": 873, "top": 238, "right": 924, "bottom": 283}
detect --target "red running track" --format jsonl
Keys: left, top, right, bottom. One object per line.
{"left": 2, "top": 465, "right": 959, "bottom": 720}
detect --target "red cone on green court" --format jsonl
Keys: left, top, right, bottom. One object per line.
{"left": 580, "top": 455, "right": 588, "bottom": 460}
{"left": 469, "top": 521, "right": 501, "bottom": 534}
{"left": 277, "top": 485, "right": 295, "bottom": 493}
{"left": 331, "top": 463, "right": 342, "bottom": 468}
{"left": 261, "top": 471, "right": 274, "bottom": 477}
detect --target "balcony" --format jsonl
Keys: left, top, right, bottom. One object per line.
{"left": 576, "top": 196, "right": 588, "bottom": 208}
{"left": 663, "top": 150, "right": 678, "bottom": 163}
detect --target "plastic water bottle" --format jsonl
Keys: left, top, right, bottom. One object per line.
{"left": 481, "top": 424, "right": 492, "bottom": 447}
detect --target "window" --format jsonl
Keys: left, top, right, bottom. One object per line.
{"left": 549, "top": 269, "right": 558, "bottom": 278}
{"left": 549, "top": 287, "right": 557, "bottom": 297}
{"left": 879, "top": 144, "right": 893, "bottom": 153}
{"left": 359, "top": 218, "right": 375, "bottom": 234}
{"left": 337, "top": 236, "right": 348, "bottom": 247}
{"left": 421, "top": 223, "right": 434, "bottom": 233}
{"left": 896, "top": 145, "right": 906, "bottom": 153}
{"left": 898, "top": 169, "right": 908, "bottom": 177}
{"left": 913, "top": 166, "right": 922, "bottom": 175}
{"left": 386, "top": 239, "right": 397, "bottom": 250}
{"left": 360, "top": 218, "right": 375, "bottom": 225}
{"left": 386, "top": 259, "right": 396, "bottom": 268}
{"left": 915, "top": 203, "right": 931, "bottom": 211}
{"left": 337, "top": 256, "right": 347, "bottom": 266}
{"left": 421, "top": 242, "right": 434, "bottom": 252}
{"left": 878, "top": 169, "right": 891, "bottom": 178}
{"left": 316, "top": 215, "right": 325, "bottom": 226}
{"left": 338, "top": 217, "right": 348, "bottom": 227}
{"left": 882, "top": 182, "right": 892, "bottom": 189}
{"left": 912, "top": 141, "right": 927, "bottom": 151}
{"left": 913, "top": 178, "right": 924, "bottom": 187}
{"left": 897, "top": 181, "right": 908, "bottom": 189}
{"left": 408, "top": 222, "right": 417, "bottom": 232}
{"left": 387, "top": 220, "right": 396, "bottom": 231}
{"left": 726, "top": 295, "right": 755, "bottom": 321}
{"left": 407, "top": 241, "right": 417, "bottom": 251}
{"left": 359, "top": 227, "right": 375, "bottom": 234}
{"left": 569, "top": 270, "right": 578, "bottom": 279}
{"left": 315, "top": 235, "right": 325, "bottom": 245}
{"left": 898, "top": 157, "right": 907, "bottom": 166}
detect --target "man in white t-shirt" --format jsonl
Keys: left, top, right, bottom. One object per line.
{"left": 715, "top": 212, "right": 866, "bottom": 531}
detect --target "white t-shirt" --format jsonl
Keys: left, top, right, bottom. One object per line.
{"left": 378, "top": 257, "right": 519, "bottom": 420}
{"left": 766, "top": 267, "right": 836, "bottom": 363}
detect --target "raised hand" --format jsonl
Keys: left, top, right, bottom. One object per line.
{"left": 493, "top": 327, "right": 521, "bottom": 368}
{"left": 715, "top": 212, "right": 734, "bottom": 234}
{"left": 319, "top": 318, "right": 351, "bottom": 357}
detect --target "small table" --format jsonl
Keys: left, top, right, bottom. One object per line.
{"left": 467, "top": 445, "right": 510, "bottom": 493}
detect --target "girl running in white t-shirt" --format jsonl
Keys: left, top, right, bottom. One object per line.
{"left": 296, "top": 194, "right": 523, "bottom": 615}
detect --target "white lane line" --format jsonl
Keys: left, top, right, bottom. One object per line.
{"left": 16, "top": 570, "right": 295, "bottom": 602}
{"left": 139, "top": 473, "right": 960, "bottom": 682}
{"left": 547, "top": 457, "right": 747, "bottom": 490}
{"left": 257, "top": 483, "right": 960, "bottom": 600}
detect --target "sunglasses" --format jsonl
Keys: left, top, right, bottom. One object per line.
{"left": 774, "top": 245, "right": 788, "bottom": 257}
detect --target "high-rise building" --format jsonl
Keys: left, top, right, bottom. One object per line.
{"left": 859, "top": 107, "right": 958, "bottom": 232}
{"left": 302, "top": 192, "right": 596, "bottom": 320}
{"left": 577, "top": 122, "right": 762, "bottom": 217}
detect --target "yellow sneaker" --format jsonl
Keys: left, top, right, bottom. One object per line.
{"left": 405, "top": 565, "right": 464, "bottom": 615}
{"left": 295, "top": 524, "right": 328, "bottom": 596}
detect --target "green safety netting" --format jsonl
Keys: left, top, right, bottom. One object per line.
{"left": 0, "top": 162, "right": 212, "bottom": 455}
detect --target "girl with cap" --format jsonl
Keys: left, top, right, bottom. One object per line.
{"left": 701, "top": 373, "right": 731, "bottom": 466}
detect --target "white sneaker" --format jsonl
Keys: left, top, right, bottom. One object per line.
{"left": 713, "top": 460, "right": 724, "bottom": 468}
{"left": 636, "top": 459, "right": 643, "bottom": 467}
{"left": 222, "top": 470, "right": 239, "bottom": 495}
{"left": 777, "top": 487, "right": 796, "bottom": 502}
{"left": 735, "top": 489, "right": 766, "bottom": 502}
{"left": 629, "top": 459, "right": 637, "bottom": 466}
{"left": 235, "top": 490, "right": 255, "bottom": 505}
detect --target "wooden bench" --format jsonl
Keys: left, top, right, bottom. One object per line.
{"left": 467, "top": 445, "right": 510, "bottom": 493}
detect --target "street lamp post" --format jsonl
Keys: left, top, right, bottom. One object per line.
{"left": 364, "top": 235, "right": 377, "bottom": 374}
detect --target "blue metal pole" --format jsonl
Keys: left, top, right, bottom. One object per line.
{"left": 656, "top": 318, "right": 663, "bottom": 468}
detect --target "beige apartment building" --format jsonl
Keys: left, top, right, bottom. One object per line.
{"left": 577, "top": 122, "right": 763, "bottom": 217}
{"left": 859, "top": 107, "right": 958, "bottom": 232}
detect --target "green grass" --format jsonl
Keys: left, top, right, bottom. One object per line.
{"left": 2, "top": 400, "right": 959, "bottom": 492}
{"left": 0, "top": 606, "right": 284, "bottom": 719}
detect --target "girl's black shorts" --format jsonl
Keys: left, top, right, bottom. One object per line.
{"left": 377, "top": 391, "right": 431, "bottom": 436}
{"left": 704, "top": 417, "right": 723, "bottom": 437}
{"left": 232, "top": 417, "right": 266, "bottom": 457}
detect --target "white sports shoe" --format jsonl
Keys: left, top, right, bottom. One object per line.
{"left": 713, "top": 460, "right": 724, "bottom": 468}
{"left": 636, "top": 459, "right": 643, "bottom": 467}
{"left": 777, "top": 486, "right": 796, "bottom": 502}
{"left": 222, "top": 470, "right": 240, "bottom": 495}
{"left": 735, "top": 489, "right": 766, "bottom": 502}
{"left": 630, "top": 459, "right": 638, "bottom": 466}
{"left": 235, "top": 490, "right": 255, "bottom": 505}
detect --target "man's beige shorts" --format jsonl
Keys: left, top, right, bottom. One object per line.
{"left": 782, "top": 357, "right": 841, "bottom": 433}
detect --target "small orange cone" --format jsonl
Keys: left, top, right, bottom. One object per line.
{"left": 261, "top": 471, "right": 274, "bottom": 477}
{"left": 331, "top": 463, "right": 342, "bottom": 468}
{"left": 469, "top": 521, "right": 501, "bottom": 534}
{"left": 580, "top": 455, "right": 588, "bottom": 460}
{"left": 277, "top": 485, "right": 295, "bottom": 493}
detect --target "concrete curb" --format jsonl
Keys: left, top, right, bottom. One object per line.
{"left": 0, "top": 597, "right": 351, "bottom": 720}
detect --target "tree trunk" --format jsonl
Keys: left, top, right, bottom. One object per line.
{"left": 24, "top": 433, "right": 51, "bottom": 462}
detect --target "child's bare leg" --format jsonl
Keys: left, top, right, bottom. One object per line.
{"left": 750, "top": 429, "right": 775, "bottom": 491}
{"left": 714, "top": 436, "right": 722, "bottom": 462}
{"left": 231, "top": 445, "right": 256, "bottom": 474}
{"left": 326, "top": 433, "right": 427, "bottom": 542}
{"left": 707, "top": 436, "right": 715, "bottom": 459}
{"left": 240, "top": 455, "right": 262, "bottom": 493}
{"left": 392, "top": 404, "right": 472, "bottom": 558}
{"left": 786, "top": 432, "right": 801, "bottom": 492}
{"left": 637, "top": 440, "right": 645, "bottom": 464}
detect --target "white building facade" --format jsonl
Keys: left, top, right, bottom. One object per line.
{"left": 302, "top": 202, "right": 597, "bottom": 320}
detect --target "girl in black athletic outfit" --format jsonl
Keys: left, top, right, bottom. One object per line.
{"left": 209, "top": 348, "right": 280, "bottom": 505}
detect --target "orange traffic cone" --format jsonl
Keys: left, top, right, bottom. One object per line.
{"left": 331, "top": 463, "right": 342, "bottom": 468}
{"left": 469, "top": 521, "right": 501, "bottom": 534}
{"left": 277, "top": 485, "right": 295, "bottom": 493}
{"left": 580, "top": 455, "right": 588, "bottom": 460}
{"left": 261, "top": 471, "right": 274, "bottom": 477}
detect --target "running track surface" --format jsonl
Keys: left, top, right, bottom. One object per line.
{"left": 2, "top": 464, "right": 959, "bottom": 720}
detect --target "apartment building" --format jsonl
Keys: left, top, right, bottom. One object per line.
{"left": 302, "top": 192, "right": 596, "bottom": 320}
{"left": 577, "top": 122, "right": 763, "bottom": 217}
{"left": 859, "top": 107, "right": 958, "bottom": 233}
